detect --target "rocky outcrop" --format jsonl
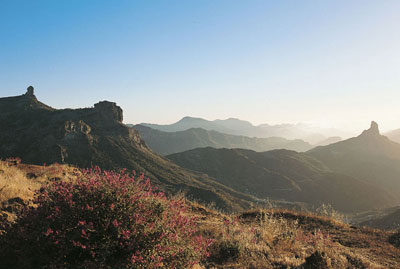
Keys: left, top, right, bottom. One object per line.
{"left": 0, "top": 89, "right": 129, "bottom": 166}
{"left": 0, "top": 87, "right": 262, "bottom": 212}
{"left": 304, "top": 251, "right": 329, "bottom": 268}
{"left": 94, "top": 101, "right": 123, "bottom": 122}
{"left": 24, "top": 86, "right": 35, "bottom": 97}
{"left": 63, "top": 120, "right": 93, "bottom": 143}
{"left": 360, "top": 121, "right": 380, "bottom": 137}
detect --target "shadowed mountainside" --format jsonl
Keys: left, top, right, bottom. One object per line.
{"left": 132, "top": 124, "right": 313, "bottom": 155}
{"left": 360, "top": 206, "right": 400, "bottom": 230}
{"left": 167, "top": 147, "right": 394, "bottom": 213}
{"left": 308, "top": 121, "right": 400, "bottom": 199}
{"left": 0, "top": 87, "right": 269, "bottom": 212}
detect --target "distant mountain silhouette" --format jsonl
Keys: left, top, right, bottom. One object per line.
{"left": 314, "top": 136, "right": 342, "bottom": 146}
{"left": 0, "top": 87, "right": 266, "bottom": 212}
{"left": 308, "top": 121, "right": 400, "bottom": 199}
{"left": 140, "top": 117, "right": 350, "bottom": 144}
{"left": 167, "top": 147, "right": 393, "bottom": 213}
{"left": 142, "top": 117, "right": 247, "bottom": 135}
{"left": 385, "top": 128, "right": 400, "bottom": 143}
{"left": 133, "top": 124, "right": 313, "bottom": 155}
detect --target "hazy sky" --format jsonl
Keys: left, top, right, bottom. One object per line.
{"left": 1, "top": 0, "right": 400, "bottom": 132}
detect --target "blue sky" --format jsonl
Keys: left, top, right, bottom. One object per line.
{"left": 1, "top": 0, "right": 400, "bottom": 132}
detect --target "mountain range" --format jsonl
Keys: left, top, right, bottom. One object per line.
{"left": 132, "top": 124, "right": 313, "bottom": 155}
{"left": 168, "top": 121, "right": 400, "bottom": 212}
{"left": 141, "top": 116, "right": 351, "bottom": 144}
{"left": 2, "top": 87, "right": 400, "bottom": 214}
{"left": 308, "top": 121, "right": 400, "bottom": 197}
{"left": 167, "top": 147, "right": 393, "bottom": 213}
{"left": 0, "top": 87, "right": 266, "bottom": 212}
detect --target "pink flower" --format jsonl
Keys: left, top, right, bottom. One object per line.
{"left": 122, "top": 230, "right": 131, "bottom": 239}
{"left": 112, "top": 219, "right": 119, "bottom": 228}
{"left": 44, "top": 228, "right": 53, "bottom": 236}
{"left": 224, "top": 218, "right": 230, "bottom": 226}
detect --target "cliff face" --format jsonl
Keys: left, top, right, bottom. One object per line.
{"left": 0, "top": 87, "right": 262, "bottom": 212}
{"left": 94, "top": 101, "right": 123, "bottom": 122}
{"left": 0, "top": 87, "right": 144, "bottom": 166}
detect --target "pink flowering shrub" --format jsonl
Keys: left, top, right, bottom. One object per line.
{"left": 0, "top": 167, "right": 213, "bottom": 268}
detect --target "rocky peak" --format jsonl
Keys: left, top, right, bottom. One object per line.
{"left": 24, "top": 86, "right": 36, "bottom": 97}
{"left": 360, "top": 121, "right": 380, "bottom": 137}
{"left": 94, "top": 101, "right": 123, "bottom": 122}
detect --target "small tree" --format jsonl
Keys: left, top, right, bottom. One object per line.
{"left": 0, "top": 167, "right": 213, "bottom": 268}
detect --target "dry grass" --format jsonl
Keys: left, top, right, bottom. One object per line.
{"left": 0, "top": 160, "right": 77, "bottom": 223}
{"left": 187, "top": 205, "right": 400, "bottom": 268}
{"left": 1, "top": 161, "right": 400, "bottom": 268}
{"left": 315, "top": 203, "right": 346, "bottom": 223}
{"left": 0, "top": 161, "right": 43, "bottom": 204}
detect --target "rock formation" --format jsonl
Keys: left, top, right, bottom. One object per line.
{"left": 94, "top": 101, "right": 123, "bottom": 122}
{"left": 0, "top": 88, "right": 261, "bottom": 212}
{"left": 25, "top": 86, "right": 35, "bottom": 97}
{"left": 361, "top": 121, "right": 380, "bottom": 137}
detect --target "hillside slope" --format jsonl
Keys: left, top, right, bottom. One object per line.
{"left": 2, "top": 160, "right": 399, "bottom": 268}
{"left": 133, "top": 124, "right": 313, "bottom": 155}
{"left": 308, "top": 121, "right": 400, "bottom": 199}
{"left": 167, "top": 147, "right": 394, "bottom": 213}
{"left": 0, "top": 87, "right": 265, "bottom": 212}
{"left": 360, "top": 207, "right": 400, "bottom": 230}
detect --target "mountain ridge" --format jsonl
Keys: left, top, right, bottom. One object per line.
{"left": 140, "top": 116, "right": 351, "bottom": 144}
{"left": 385, "top": 128, "right": 400, "bottom": 144}
{"left": 308, "top": 121, "right": 400, "bottom": 198}
{"left": 167, "top": 147, "right": 394, "bottom": 213}
{"left": 133, "top": 124, "right": 313, "bottom": 155}
{"left": 0, "top": 87, "right": 269, "bottom": 212}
